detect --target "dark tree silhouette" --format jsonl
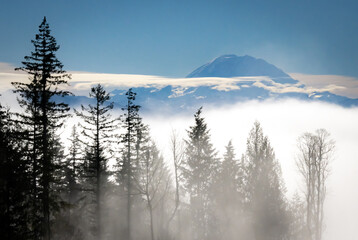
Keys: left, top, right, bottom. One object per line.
{"left": 75, "top": 84, "right": 116, "bottom": 239}
{"left": 0, "top": 104, "right": 32, "bottom": 239}
{"left": 52, "top": 125, "right": 85, "bottom": 239}
{"left": 117, "top": 88, "right": 148, "bottom": 240}
{"left": 12, "top": 16, "right": 71, "bottom": 240}
{"left": 65, "top": 125, "right": 83, "bottom": 206}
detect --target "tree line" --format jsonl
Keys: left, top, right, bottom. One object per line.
{"left": 0, "top": 17, "right": 334, "bottom": 240}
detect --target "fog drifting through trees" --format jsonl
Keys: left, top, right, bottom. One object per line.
{"left": 144, "top": 100, "right": 358, "bottom": 240}
{"left": 50, "top": 99, "right": 358, "bottom": 240}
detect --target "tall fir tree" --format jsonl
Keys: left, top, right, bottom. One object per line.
{"left": 182, "top": 107, "right": 218, "bottom": 240}
{"left": 213, "top": 140, "right": 244, "bottom": 240}
{"left": 243, "top": 121, "right": 289, "bottom": 240}
{"left": 12, "top": 17, "right": 71, "bottom": 240}
{"left": 117, "top": 88, "right": 149, "bottom": 240}
{"left": 75, "top": 84, "right": 116, "bottom": 239}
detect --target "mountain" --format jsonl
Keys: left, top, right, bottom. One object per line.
{"left": 187, "top": 54, "right": 298, "bottom": 84}
{"left": 59, "top": 55, "right": 358, "bottom": 114}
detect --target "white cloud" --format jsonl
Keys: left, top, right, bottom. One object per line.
{"left": 0, "top": 62, "right": 17, "bottom": 73}
{"left": 64, "top": 74, "right": 267, "bottom": 96}
{"left": 290, "top": 73, "right": 358, "bottom": 98}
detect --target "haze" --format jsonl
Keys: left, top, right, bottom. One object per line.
{"left": 143, "top": 99, "right": 358, "bottom": 240}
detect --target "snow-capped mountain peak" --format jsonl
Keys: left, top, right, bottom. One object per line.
{"left": 187, "top": 54, "right": 297, "bottom": 84}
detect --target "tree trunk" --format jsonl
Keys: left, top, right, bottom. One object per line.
{"left": 126, "top": 101, "right": 132, "bottom": 240}
{"left": 96, "top": 100, "right": 102, "bottom": 239}
{"left": 41, "top": 74, "right": 51, "bottom": 240}
{"left": 148, "top": 198, "right": 155, "bottom": 240}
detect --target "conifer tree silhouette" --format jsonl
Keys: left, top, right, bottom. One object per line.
{"left": 12, "top": 16, "right": 71, "bottom": 240}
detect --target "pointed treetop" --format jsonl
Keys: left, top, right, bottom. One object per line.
{"left": 38, "top": 16, "right": 51, "bottom": 36}
{"left": 40, "top": 16, "right": 48, "bottom": 28}
{"left": 195, "top": 106, "right": 203, "bottom": 117}
{"left": 223, "top": 140, "right": 236, "bottom": 164}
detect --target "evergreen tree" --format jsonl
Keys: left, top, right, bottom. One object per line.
{"left": 0, "top": 104, "right": 32, "bottom": 239}
{"left": 217, "top": 140, "right": 241, "bottom": 199}
{"left": 51, "top": 125, "right": 84, "bottom": 240}
{"left": 182, "top": 107, "right": 218, "bottom": 240}
{"left": 65, "top": 125, "right": 83, "bottom": 206}
{"left": 50, "top": 133, "right": 80, "bottom": 240}
{"left": 213, "top": 140, "right": 244, "bottom": 240}
{"left": 12, "top": 16, "right": 71, "bottom": 240}
{"left": 287, "top": 192, "right": 307, "bottom": 240}
{"left": 243, "top": 121, "right": 289, "bottom": 240}
{"left": 117, "top": 88, "right": 149, "bottom": 240}
{"left": 75, "top": 84, "right": 116, "bottom": 239}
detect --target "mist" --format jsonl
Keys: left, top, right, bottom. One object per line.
{"left": 142, "top": 99, "right": 358, "bottom": 240}
{"left": 8, "top": 95, "right": 357, "bottom": 239}
{"left": 53, "top": 98, "right": 358, "bottom": 239}
{"left": 3, "top": 78, "right": 357, "bottom": 239}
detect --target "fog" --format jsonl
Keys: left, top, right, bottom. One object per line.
{"left": 142, "top": 99, "right": 358, "bottom": 240}
{"left": 3, "top": 91, "right": 358, "bottom": 239}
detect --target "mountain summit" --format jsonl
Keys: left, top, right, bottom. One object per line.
{"left": 187, "top": 54, "right": 298, "bottom": 84}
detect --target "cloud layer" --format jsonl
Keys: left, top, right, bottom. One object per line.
{"left": 1, "top": 62, "right": 358, "bottom": 100}
{"left": 290, "top": 73, "right": 358, "bottom": 98}
{"left": 143, "top": 100, "right": 358, "bottom": 240}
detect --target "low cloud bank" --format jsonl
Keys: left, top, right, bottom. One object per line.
{"left": 1, "top": 62, "right": 358, "bottom": 99}
{"left": 290, "top": 73, "right": 358, "bottom": 98}
{"left": 144, "top": 99, "right": 358, "bottom": 240}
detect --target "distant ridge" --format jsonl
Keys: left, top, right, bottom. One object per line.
{"left": 187, "top": 54, "right": 298, "bottom": 84}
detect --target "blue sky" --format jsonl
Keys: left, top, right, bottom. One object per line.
{"left": 1, "top": 0, "right": 358, "bottom": 77}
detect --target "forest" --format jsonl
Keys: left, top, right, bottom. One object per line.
{"left": 0, "top": 17, "right": 335, "bottom": 240}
